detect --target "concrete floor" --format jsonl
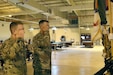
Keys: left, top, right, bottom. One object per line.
{"left": 52, "top": 46, "right": 104, "bottom": 75}
{"left": 0, "top": 46, "right": 105, "bottom": 75}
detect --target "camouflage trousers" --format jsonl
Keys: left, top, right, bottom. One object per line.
{"left": 3, "top": 71, "right": 26, "bottom": 75}
{"left": 3, "top": 64, "right": 27, "bottom": 75}
{"left": 34, "top": 69, "right": 51, "bottom": 75}
{"left": 3, "top": 69, "right": 26, "bottom": 75}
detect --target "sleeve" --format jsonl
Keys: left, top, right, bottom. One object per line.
{"left": 44, "top": 31, "right": 51, "bottom": 50}
{"left": 32, "top": 37, "right": 41, "bottom": 54}
{"left": 0, "top": 45, "right": 3, "bottom": 60}
{"left": 44, "top": 31, "right": 50, "bottom": 45}
{"left": 32, "top": 36, "right": 49, "bottom": 59}
{"left": 1, "top": 38, "right": 24, "bottom": 60}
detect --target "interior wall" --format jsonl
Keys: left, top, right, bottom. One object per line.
{"left": 0, "top": 21, "right": 33, "bottom": 41}
{"left": 0, "top": 20, "right": 101, "bottom": 46}
{"left": 79, "top": 13, "right": 110, "bottom": 45}
{"left": 79, "top": 15, "right": 93, "bottom": 26}
{"left": 24, "top": 25, "right": 34, "bottom": 41}
{"left": 0, "top": 20, "right": 100, "bottom": 45}
{"left": 79, "top": 14, "right": 110, "bottom": 26}
{"left": 52, "top": 28, "right": 80, "bottom": 42}
{"left": 31, "top": 27, "right": 80, "bottom": 44}
{"left": 0, "top": 21, "right": 80, "bottom": 44}
{"left": 0, "top": 21, "right": 10, "bottom": 41}
{"left": 80, "top": 28, "right": 92, "bottom": 34}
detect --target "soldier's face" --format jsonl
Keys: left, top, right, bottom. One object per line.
{"left": 14, "top": 24, "right": 25, "bottom": 39}
{"left": 40, "top": 22, "right": 49, "bottom": 32}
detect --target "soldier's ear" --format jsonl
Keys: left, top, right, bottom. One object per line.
{"left": 40, "top": 25, "right": 44, "bottom": 29}
{"left": 12, "top": 29, "right": 17, "bottom": 35}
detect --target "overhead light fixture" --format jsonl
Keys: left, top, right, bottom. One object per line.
{"left": 52, "top": 26, "right": 57, "bottom": 30}
{"left": 86, "top": 27, "right": 90, "bottom": 30}
{"left": 86, "top": 24, "right": 90, "bottom": 30}
{"left": 42, "top": 12, "right": 51, "bottom": 16}
{"left": 28, "top": 27, "right": 34, "bottom": 32}
{"left": 61, "top": 19, "right": 69, "bottom": 25}
{"left": 8, "top": 15, "right": 12, "bottom": 17}
{"left": 80, "top": 27, "right": 85, "bottom": 29}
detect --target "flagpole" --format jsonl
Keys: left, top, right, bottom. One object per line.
{"left": 108, "top": 0, "right": 113, "bottom": 58}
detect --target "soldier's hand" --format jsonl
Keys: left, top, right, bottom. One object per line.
{"left": 39, "top": 51, "right": 49, "bottom": 59}
{"left": 102, "top": 53, "right": 106, "bottom": 58}
{"left": 108, "top": 33, "right": 113, "bottom": 40}
{"left": 101, "top": 26, "right": 109, "bottom": 34}
{"left": 15, "top": 38, "right": 24, "bottom": 52}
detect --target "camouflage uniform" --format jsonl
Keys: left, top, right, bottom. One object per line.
{"left": 102, "top": 34, "right": 111, "bottom": 59}
{"left": 32, "top": 31, "right": 51, "bottom": 75}
{"left": 0, "top": 38, "right": 27, "bottom": 75}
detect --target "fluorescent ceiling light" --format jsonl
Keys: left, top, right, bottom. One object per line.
{"left": 52, "top": 26, "right": 57, "bottom": 30}
{"left": 29, "top": 27, "right": 34, "bottom": 31}
{"left": 86, "top": 27, "right": 90, "bottom": 30}
{"left": 80, "top": 27, "right": 85, "bottom": 29}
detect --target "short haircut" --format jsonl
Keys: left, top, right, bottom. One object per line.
{"left": 10, "top": 21, "right": 23, "bottom": 34}
{"left": 39, "top": 20, "right": 49, "bottom": 26}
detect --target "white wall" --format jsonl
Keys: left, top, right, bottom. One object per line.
{"left": 0, "top": 20, "right": 81, "bottom": 45}
{"left": 0, "top": 21, "right": 33, "bottom": 41}
{"left": 79, "top": 14, "right": 110, "bottom": 26}
{"left": 79, "top": 15, "right": 93, "bottom": 26}
{"left": 31, "top": 27, "right": 80, "bottom": 44}
{"left": 0, "top": 21, "right": 10, "bottom": 41}
{"left": 51, "top": 28, "right": 80, "bottom": 42}
{"left": 24, "top": 25, "right": 33, "bottom": 40}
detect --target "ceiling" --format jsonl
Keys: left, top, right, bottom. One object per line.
{"left": 0, "top": 0, "right": 94, "bottom": 25}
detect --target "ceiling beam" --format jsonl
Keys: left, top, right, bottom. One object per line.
{"left": 78, "top": 10, "right": 94, "bottom": 16}
{"left": 59, "top": 2, "right": 93, "bottom": 11}
{"left": 77, "top": 10, "right": 109, "bottom": 16}
{"left": 66, "top": 0, "right": 78, "bottom": 16}
{"left": 27, "top": 0, "right": 67, "bottom": 19}
{"left": 1, "top": 16, "right": 38, "bottom": 24}
{"left": 0, "top": 6, "right": 17, "bottom": 10}
{"left": 8, "top": 0, "right": 67, "bottom": 19}
{"left": 0, "top": 11, "right": 40, "bottom": 17}
{"left": 66, "top": 0, "right": 71, "bottom": 5}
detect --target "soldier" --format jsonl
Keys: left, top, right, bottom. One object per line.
{"left": 32, "top": 20, "right": 51, "bottom": 75}
{"left": 0, "top": 21, "right": 27, "bottom": 75}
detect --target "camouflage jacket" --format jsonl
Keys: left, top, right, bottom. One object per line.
{"left": 32, "top": 31, "right": 51, "bottom": 70}
{"left": 0, "top": 37, "right": 27, "bottom": 75}
{"left": 102, "top": 34, "right": 111, "bottom": 58}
